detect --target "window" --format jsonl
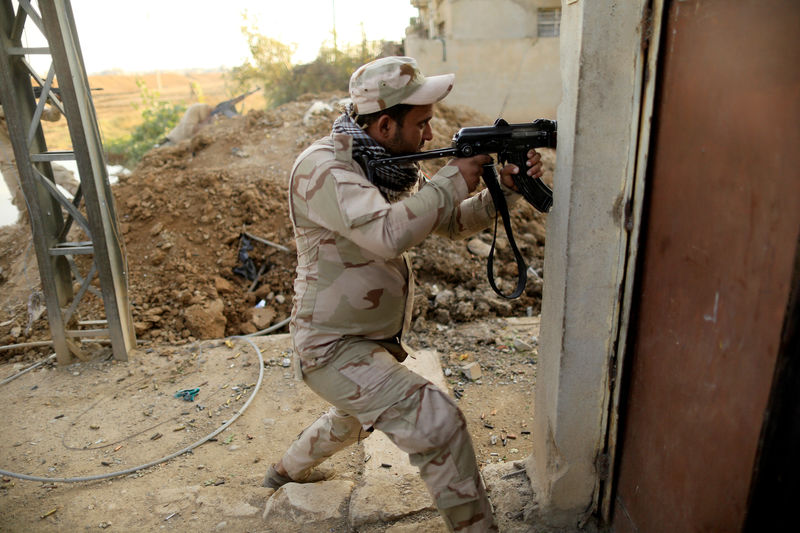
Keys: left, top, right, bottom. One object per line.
{"left": 538, "top": 8, "right": 561, "bottom": 37}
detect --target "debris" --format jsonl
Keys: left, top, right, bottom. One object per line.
{"left": 513, "top": 338, "right": 533, "bottom": 352}
{"left": 501, "top": 468, "right": 528, "bottom": 480}
{"left": 462, "top": 362, "right": 482, "bottom": 381}
{"left": 174, "top": 388, "right": 200, "bottom": 401}
{"left": 242, "top": 230, "right": 291, "bottom": 253}
{"left": 150, "top": 432, "right": 163, "bottom": 441}
{"left": 40, "top": 508, "right": 58, "bottom": 519}
{"left": 467, "top": 238, "right": 492, "bottom": 258}
{"left": 233, "top": 235, "right": 258, "bottom": 281}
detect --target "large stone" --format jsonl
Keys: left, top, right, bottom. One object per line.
{"left": 482, "top": 461, "right": 538, "bottom": 533}
{"left": 261, "top": 480, "right": 354, "bottom": 532}
{"left": 184, "top": 298, "right": 226, "bottom": 339}
{"left": 214, "top": 276, "right": 234, "bottom": 294}
{"left": 348, "top": 468, "right": 434, "bottom": 528}
{"left": 467, "top": 237, "right": 492, "bottom": 258}
{"left": 251, "top": 306, "right": 276, "bottom": 330}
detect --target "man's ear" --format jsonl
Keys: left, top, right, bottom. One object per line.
{"left": 374, "top": 114, "right": 396, "bottom": 142}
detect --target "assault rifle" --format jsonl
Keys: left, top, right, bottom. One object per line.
{"left": 367, "top": 118, "right": 557, "bottom": 300}
{"left": 210, "top": 87, "right": 261, "bottom": 118}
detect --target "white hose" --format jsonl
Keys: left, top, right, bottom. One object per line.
{"left": 0, "top": 335, "right": 265, "bottom": 483}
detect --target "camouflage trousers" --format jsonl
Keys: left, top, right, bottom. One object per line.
{"left": 280, "top": 337, "right": 497, "bottom": 532}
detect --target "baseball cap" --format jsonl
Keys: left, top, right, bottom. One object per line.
{"left": 349, "top": 56, "right": 455, "bottom": 115}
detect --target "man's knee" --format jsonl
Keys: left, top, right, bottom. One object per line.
{"left": 376, "top": 383, "right": 466, "bottom": 454}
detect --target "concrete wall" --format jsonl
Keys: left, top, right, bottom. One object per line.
{"left": 405, "top": 0, "right": 561, "bottom": 122}
{"left": 526, "top": 0, "right": 649, "bottom": 526}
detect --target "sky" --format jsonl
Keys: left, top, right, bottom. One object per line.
{"left": 2, "top": 1, "right": 419, "bottom": 224}
{"left": 22, "top": 0, "right": 420, "bottom": 74}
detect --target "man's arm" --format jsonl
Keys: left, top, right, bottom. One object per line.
{"left": 294, "top": 159, "right": 471, "bottom": 259}
{"left": 430, "top": 149, "right": 544, "bottom": 239}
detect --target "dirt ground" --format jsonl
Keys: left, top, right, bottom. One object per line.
{"left": 0, "top": 85, "right": 555, "bottom": 531}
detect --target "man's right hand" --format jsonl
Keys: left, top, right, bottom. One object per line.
{"left": 447, "top": 155, "right": 493, "bottom": 193}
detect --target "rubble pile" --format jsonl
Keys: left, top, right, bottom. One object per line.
{"left": 0, "top": 92, "right": 554, "bottom": 355}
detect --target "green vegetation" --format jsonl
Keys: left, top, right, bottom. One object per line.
{"left": 104, "top": 18, "right": 393, "bottom": 168}
{"left": 105, "top": 80, "right": 185, "bottom": 168}
{"left": 227, "top": 17, "right": 386, "bottom": 108}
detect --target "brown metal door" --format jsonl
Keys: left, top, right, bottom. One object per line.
{"left": 612, "top": 1, "right": 800, "bottom": 531}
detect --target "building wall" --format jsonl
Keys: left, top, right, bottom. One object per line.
{"left": 405, "top": 0, "right": 561, "bottom": 122}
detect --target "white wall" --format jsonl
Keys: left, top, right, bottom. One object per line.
{"left": 526, "top": 0, "right": 649, "bottom": 525}
{"left": 406, "top": 0, "right": 561, "bottom": 122}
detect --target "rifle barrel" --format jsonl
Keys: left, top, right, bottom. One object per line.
{"left": 368, "top": 147, "right": 457, "bottom": 168}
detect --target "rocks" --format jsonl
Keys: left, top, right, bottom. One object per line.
{"left": 214, "top": 276, "right": 234, "bottom": 294}
{"left": 250, "top": 306, "right": 276, "bottom": 330}
{"left": 461, "top": 362, "right": 482, "bottom": 381}
{"left": 262, "top": 480, "right": 354, "bottom": 531}
{"left": 183, "top": 298, "right": 226, "bottom": 339}
{"left": 467, "top": 237, "right": 492, "bottom": 258}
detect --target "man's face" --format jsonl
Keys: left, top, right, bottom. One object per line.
{"left": 385, "top": 104, "right": 434, "bottom": 155}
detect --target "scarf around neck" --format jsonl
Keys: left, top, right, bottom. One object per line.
{"left": 331, "top": 105, "right": 420, "bottom": 203}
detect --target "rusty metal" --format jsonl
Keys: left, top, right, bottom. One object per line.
{"left": 613, "top": 1, "right": 800, "bottom": 531}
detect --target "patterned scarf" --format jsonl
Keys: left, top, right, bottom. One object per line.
{"left": 331, "top": 105, "right": 420, "bottom": 203}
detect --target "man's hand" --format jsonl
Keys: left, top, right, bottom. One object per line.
{"left": 449, "top": 150, "right": 544, "bottom": 194}
{"left": 499, "top": 149, "right": 543, "bottom": 191}
{"left": 448, "top": 154, "right": 493, "bottom": 192}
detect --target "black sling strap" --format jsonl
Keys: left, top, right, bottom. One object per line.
{"left": 481, "top": 162, "right": 528, "bottom": 300}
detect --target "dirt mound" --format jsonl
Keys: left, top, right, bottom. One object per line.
{"left": 0, "top": 92, "right": 554, "bottom": 359}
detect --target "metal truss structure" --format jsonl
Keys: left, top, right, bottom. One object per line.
{"left": 0, "top": 0, "right": 135, "bottom": 364}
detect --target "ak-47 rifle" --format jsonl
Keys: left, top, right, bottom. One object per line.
{"left": 210, "top": 87, "right": 261, "bottom": 118}
{"left": 367, "top": 118, "right": 557, "bottom": 300}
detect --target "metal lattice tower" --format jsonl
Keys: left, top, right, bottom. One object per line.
{"left": 0, "top": 0, "right": 135, "bottom": 364}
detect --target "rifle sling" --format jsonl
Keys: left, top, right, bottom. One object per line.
{"left": 481, "top": 163, "right": 527, "bottom": 300}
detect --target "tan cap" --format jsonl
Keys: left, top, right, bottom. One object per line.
{"left": 349, "top": 56, "right": 455, "bottom": 115}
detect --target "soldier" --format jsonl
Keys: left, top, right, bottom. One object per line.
{"left": 266, "top": 56, "right": 544, "bottom": 532}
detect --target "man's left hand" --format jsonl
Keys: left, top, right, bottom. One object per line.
{"left": 499, "top": 149, "right": 544, "bottom": 191}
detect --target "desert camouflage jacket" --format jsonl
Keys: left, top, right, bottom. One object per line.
{"left": 288, "top": 132, "right": 518, "bottom": 371}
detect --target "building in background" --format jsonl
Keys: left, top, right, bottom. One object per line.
{"left": 405, "top": 0, "right": 561, "bottom": 122}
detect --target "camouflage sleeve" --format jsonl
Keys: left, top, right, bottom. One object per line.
{"left": 301, "top": 162, "right": 471, "bottom": 259}
{"left": 428, "top": 169, "right": 522, "bottom": 240}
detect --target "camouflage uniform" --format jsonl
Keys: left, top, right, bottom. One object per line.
{"left": 280, "top": 57, "right": 518, "bottom": 532}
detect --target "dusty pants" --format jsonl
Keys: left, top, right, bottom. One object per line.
{"left": 280, "top": 338, "right": 497, "bottom": 532}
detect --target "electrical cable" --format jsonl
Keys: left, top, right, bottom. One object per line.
{"left": 0, "top": 353, "right": 55, "bottom": 385}
{"left": 242, "top": 316, "right": 290, "bottom": 337}
{"left": 0, "top": 335, "right": 265, "bottom": 483}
